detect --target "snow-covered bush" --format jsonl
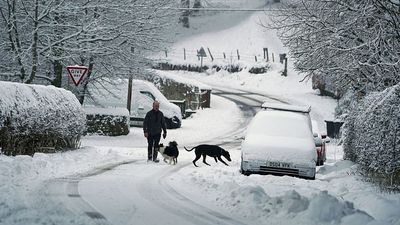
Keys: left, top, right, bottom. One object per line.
{"left": 85, "top": 107, "right": 129, "bottom": 136}
{"left": 342, "top": 84, "right": 400, "bottom": 188}
{"left": 152, "top": 61, "right": 271, "bottom": 74}
{"left": 248, "top": 62, "right": 271, "bottom": 74}
{"left": 0, "top": 81, "right": 86, "bottom": 155}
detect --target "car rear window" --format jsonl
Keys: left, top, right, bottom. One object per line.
{"left": 248, "top": 111, "right": 311, "bottom": 138}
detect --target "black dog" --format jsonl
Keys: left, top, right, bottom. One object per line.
{"left": 184, "top": 144, "right": 231, "bottom": 167}
{"left": 159, "top": 141, "right": 179, "bottom": 165}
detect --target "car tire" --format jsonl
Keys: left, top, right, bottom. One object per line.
{"left": 240, "top": 164, "right": 251, "bottom": 176}
{"left": 165, "top": 116, "right": 181, "bottom": 129}
{"left": 240, "top": 170, "right": 251, "bottom": 176}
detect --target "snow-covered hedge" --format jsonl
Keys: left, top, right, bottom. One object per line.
{"left": 342, "top": 84, "right": 400, "bottom": 188}
{"left": 0, "top": 81, "right": 86, "bottom": 155}
{"left": 85, "top": 107, "right": 129, "bottom": 136}
{"left": 153, "top": 61, "right": 271, "bottom": 74}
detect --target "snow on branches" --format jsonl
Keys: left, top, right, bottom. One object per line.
{"left": 266, "top": 0, "right": 400, "bottom": 95}
{"left": 0, "top": 81, "right": 86, "bottom": 155}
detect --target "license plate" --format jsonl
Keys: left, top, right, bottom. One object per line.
{"left": 268, "top": 161, "right": 291, "bottom": 168}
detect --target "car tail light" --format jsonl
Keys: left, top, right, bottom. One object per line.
{"left": 316, "top": 147, "right": 321, "bottom": 157}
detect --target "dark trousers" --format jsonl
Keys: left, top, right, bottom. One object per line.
{"left": 147, "top": 133, "right": 161, "bottom": 161}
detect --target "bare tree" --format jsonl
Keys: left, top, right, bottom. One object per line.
{"left": 0, "top": 0, "right": 177, "bottom": 104}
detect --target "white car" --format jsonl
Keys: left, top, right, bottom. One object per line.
{"left": 84, "top": 79, "right": 182, "bottom": 129}
{"left": 241, "top": 104, "right": 317, "bottom": 179}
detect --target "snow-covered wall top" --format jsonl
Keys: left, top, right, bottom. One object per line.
{"left": 84, "top": 106, "right": 129, "bottom": 117}
{"left": 0, "top": 81, "right": 86, "bottom": 137}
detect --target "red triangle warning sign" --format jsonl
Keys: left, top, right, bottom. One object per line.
{"left": 66, "top": 66, "right": 88, "bottom": 86}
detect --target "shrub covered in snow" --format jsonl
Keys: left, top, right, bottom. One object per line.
{"left": 0, "top": 81, "right": 86, "bottom": 155}
{"left": 342, "top": 84, "right": 400, "bottom": 188}
{"left": 152, "top": 61, "right": 271, "bottom": 74}
{"left": 85, "top": 107, "right": 130, "bottom": 136}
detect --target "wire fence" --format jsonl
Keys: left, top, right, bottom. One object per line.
{"left": 153, "top": 47, "right": 288, "bottom": 75}
{"left": 156, "top": 47, "right": 287, "bottom": 64}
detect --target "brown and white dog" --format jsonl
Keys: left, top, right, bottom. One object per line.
{"left": 158, "top": 141, "right": 179, "bottom": 165}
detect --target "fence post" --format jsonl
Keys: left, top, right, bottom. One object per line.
{"left": 223, "top": 52, "right": 226, "bottom": 59}
{"left": 263, "top": 48, "right": 269, "bottom": 61}
{"left": 184, "top": 48, "right": 186, "bottom": 60}
{"left": 164, "top": 50, "right": 168, "bottom": 58}
{"left": 272, "top": 53, "right": 275, "bottom": 62}
{"left": 207, "top": 48, "right": 214, "bottom": 61}
{"left": 255, "top": 56, "right": 257, "bottom": 62}
{"left": 282, "top": 57, "right": 288, "bottom": 76}
{"left": 237, "top": 49, "right": 240, "bottom": 60}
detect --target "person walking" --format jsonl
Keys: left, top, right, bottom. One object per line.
{"left": 143, "top": 101, "right": 167, "bottom": 163}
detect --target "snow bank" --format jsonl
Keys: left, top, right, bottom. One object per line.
{"left": 172, "top": 162, "right": 386, "bottom": 225}
{"left": 0, "top": 147, "right": 130, "bottom": 225}
{"left": 0, "top": 81, "right": 86, "bottom": 155}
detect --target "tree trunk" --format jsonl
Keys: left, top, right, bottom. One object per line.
{"left": 52, "top": 60, "right": 63, "bottom": 87}
{"left": 0, "top": 0, "right": 27, "bottom": 81}
{"left": 193, "top": 0, "right": 201, "bottom": 13}
{"left": 26, "top": 0, "right": 39, "bottom": 84}
{"left": 179, "top": 0, "right": 190, "bottom": 28}
{"left": 51, "top": 3, "right": 63, "bottom": 88}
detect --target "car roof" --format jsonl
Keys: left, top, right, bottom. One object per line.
{"left": 254, "top": 110, "right": 310, "bottom": 121}
{"left": 261, "top": 102, "right": 311, "bottom": 113}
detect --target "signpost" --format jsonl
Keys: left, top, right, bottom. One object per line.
{"left": 66, "top": 65, "right": 88, "bottom": 86}
{"left": 197, "top": 47, "right": 207, "bottom": 72}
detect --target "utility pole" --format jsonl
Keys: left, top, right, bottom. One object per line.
{"left": 127, "top": 74, "right": 133, "bottom": 113}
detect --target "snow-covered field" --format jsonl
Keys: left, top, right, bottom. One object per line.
{"left": 1, "top": 2, "right": 400, "bottom": 225}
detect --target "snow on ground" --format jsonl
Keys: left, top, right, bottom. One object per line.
{"left": 150, "top": 7, "right": 400, "bottom": 225}
{"left": 0, "top": 94, "right": 241, "bottom": 225}
{"left": 155, "top": 9, "right": 337, "bottom": 132}
{"left": 1, "top": 2, "right": 400, "bottom": 225}
{"left": 82, "top": 94, "right": 242, "bottom": 148}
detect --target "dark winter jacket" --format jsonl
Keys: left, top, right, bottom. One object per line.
{"left": 143, "top": 109, "right": 167, "bottom": 136}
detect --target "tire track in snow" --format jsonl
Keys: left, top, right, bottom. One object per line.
{"left": 136, "top": 162, "right": 248, "bottom": 225}
{"left": 42, "top": 91, "right": 282, "bottom": 225}
{"left": 42, "top": 160, "right": 138, "bottom": 225}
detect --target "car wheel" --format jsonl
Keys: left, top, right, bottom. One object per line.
{"left": 240, "top": 165, "right": 251, "bottom": 176}
{"left": 165, "top": 116, "right": 181, "bottom": 129}
{"left": 240, "top": 169, "right": 251, "bottom": 176}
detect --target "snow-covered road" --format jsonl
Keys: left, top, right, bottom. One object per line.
{"left": 56, "top": 90, "right": 281, "bottom": 225}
